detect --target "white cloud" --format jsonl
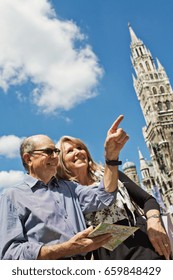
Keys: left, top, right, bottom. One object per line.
{"left": 0, "top": 170, "right": 25, "bottom": 192}
{"left": 0, "top": 0, "right": 103, "bottom": 114}
{"left": 0, "top": 135, "right": 24, "bottom": 158}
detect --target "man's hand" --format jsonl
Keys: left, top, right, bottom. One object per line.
{"left": 66, "top": 226, "right": 112, "bottom": 255}
{"left": 37, "top": 226, "right": 112, "bottom": 260}
{"left": 104, "top": 115, "right": 129, "bottom": 160}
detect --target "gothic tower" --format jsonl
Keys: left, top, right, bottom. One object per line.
{"left": 128, "top": 24, "right": 173, "bottom": 215}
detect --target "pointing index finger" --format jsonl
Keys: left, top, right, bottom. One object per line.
{"left": 108, "top": 115, "right": 124, "bottom": 134}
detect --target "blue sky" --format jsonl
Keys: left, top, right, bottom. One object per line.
{"left": 0, "top": 0, "right": 173, "bottom": 191}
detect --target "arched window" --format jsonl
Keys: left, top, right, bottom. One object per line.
{"left": 139, "top": 63, "right": 144, "bottom": 72}
{"left": 136, "top": 49, "right": 139, "bottom": 57}
{"left": 139, "top": 47, "right": 143, "bottom": 55}
{"left": 152, "top": 87, "right": 157, "bottom": 94}
{"left": 145, "top": 61, "right": 151, "bottom": 71}
{"left": 157, "top": 101, "right": 162, "bottom": 111}
{"left": 154, "top": 73, "right": 158, "bottom": 79}
{"left": 165, "top": 100, "right": 170, "bottom": 110}
{"left": 150, "top": 74, "right": 153, "bottom": 79}
{"left": 160, "top": 86, "right": 165, "bottom": 93}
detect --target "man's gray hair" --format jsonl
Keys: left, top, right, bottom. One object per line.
{"left": 20, "top": 137, "right": 35, "bottom": 171}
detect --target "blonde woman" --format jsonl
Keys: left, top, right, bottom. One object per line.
{"left": 56, "top": 134, "right": 171, "bottom": 260}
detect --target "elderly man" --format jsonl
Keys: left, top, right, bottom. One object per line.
{"left": 0, "top": 116, "right": 129, "bottom": 260}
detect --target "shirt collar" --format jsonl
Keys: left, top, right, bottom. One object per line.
{"left": 24, "top": 174, "right": 58, "bottom": 190}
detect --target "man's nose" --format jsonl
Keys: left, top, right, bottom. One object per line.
{"left": 51, "top": 151, "right": 59, "bottom": 158}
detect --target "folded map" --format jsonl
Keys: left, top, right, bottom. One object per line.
{"left": 88, "top": 222, "right": 139, "bottom": 251}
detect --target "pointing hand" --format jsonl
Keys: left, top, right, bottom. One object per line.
{"left": 104, "top": 115, "right": 129, "bottom": 161}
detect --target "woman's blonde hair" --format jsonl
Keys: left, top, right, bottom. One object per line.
{"left": 56, "top": 136, "right": 103, "bottom": 182}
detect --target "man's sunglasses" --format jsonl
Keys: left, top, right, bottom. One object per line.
{"left": 31, "top": 148, "right": 60, "bottom": 156}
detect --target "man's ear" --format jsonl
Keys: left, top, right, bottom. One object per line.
{"left": 23, "top": 153, "right": 32, "bottom": 167}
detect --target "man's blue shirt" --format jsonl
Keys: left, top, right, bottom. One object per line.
{"left": 0, "top": 174, "right": 116, "bottom": 259}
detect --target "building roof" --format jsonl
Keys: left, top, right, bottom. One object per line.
{"left": 122, "top": 161, "right": 136, "bottom": 171}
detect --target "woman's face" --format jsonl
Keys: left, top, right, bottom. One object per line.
{"left": 62, "top": 140, "right": 89, "bottom": 176}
